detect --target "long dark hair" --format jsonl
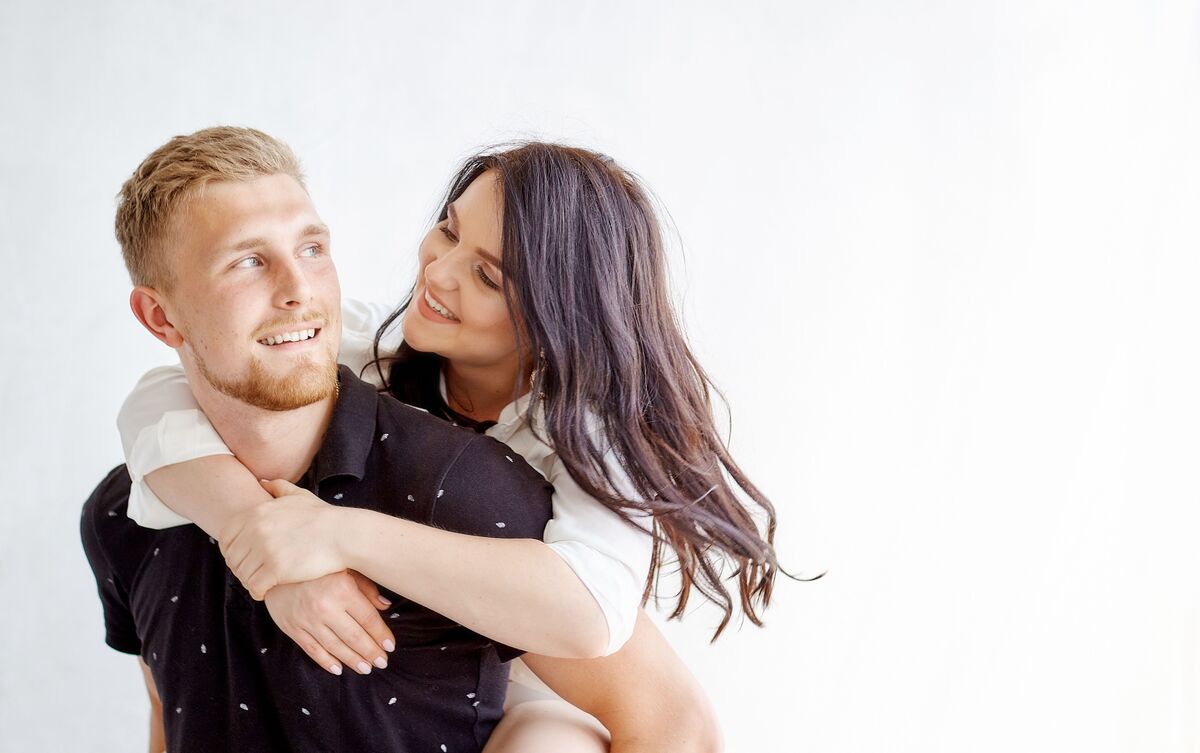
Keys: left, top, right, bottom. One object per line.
{"left": 372, "top": 142, "right": 793, "bottom": 638}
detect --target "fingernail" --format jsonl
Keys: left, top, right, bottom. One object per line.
{"left": 383, "top": 639, "right": 395, "bottom": 652}
{"left": 259, "top": 479, "right": 270, "bottom": 483}
{"left": 373, "top": 656, "right": 387, "bottom": 669}
{"left": 356, "top": 661, "right": 371, "bottom": 675}
{"left": 329, "top": 664, "right": 342, "bottom": 676}
{"left": 378, "top": 596, "right": 392, "bottom": 607}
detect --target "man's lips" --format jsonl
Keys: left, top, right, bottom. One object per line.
{"left": 256, "top": 323, "right": 325, "bottom": 346}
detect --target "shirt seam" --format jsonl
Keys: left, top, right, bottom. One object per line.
{"left": 426, "top": 435, "right": 482, "bottom": 525}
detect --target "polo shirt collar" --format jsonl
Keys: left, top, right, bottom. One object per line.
{"left": 312, "top": 365, "right": 378, "bottom": 483}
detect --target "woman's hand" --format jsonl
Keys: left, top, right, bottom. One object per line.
{"left": 219, "top": 479, "right": 347, "bottom": 599}
{"left": 263, "top": 570, "right": 397, "bottom": 676}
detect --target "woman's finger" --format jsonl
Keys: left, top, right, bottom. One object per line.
{"left": 328, "top": 610, "right": 389, "bottom": 670}
{"left": 349, "top": 571, "right": 392, "bottom": 610}
{"left": 311, "top": 623, "right": 373, "bottom": 675}
{"left": 223, "top": 534, "right": 253, "bottom": 575}
{"left": 345, "top": 592, "right": 396, "bottom": 655}
{"left": 239, "top": 560, "right": 268, "bottom": 601}
{"left": 245, "top": 563, "right": 276, "bottom": 602}
{"left": 286, "top": 626, "right": 344, "bottom": 676}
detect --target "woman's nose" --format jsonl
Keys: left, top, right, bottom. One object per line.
{"left": 423, "top": 249, "right": 459, "bottom": 291}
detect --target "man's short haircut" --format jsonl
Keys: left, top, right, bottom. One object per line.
{"left": 115, "top": 126, "right": 305, "bottom": 290}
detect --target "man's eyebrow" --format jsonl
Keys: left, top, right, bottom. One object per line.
{"left": 446, "top": 204, "right": 500, "bottom": 266}
{"left": 227, "top": 224, "right": 330, "bottom": 253}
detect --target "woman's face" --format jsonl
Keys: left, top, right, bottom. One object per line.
{"left": 402, "top": 170, "right": 520, "bottom": 373}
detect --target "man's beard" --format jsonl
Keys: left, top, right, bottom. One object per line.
{"left": 194, "top": 349, "right": 338, "bottom": 412}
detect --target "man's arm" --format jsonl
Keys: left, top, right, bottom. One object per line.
{"left": 139, "top": 659, "right": 166, "bottom": 753}
{"left": 522, "top": 611, "right": 724, "bottom": 753}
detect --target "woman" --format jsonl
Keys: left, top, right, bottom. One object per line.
{"left": 119, "top": 142, "right": 781, "bottom": 750}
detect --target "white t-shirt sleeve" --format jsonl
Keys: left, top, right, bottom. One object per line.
{"left": 117, "top": 365, "right": 232, "bottom": 529}
{"left": 339, "top": 298, "right": 404, "bottom": 389}
{"left": 541, "top": 453, "right": 654, "bottom": 656}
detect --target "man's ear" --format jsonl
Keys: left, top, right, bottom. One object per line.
{"left": 130, "top": 286, "right": 185, "bottom": 348}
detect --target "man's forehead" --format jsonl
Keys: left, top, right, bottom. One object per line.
{"left": 179, "top": 175, "right": 327, "bottom": 249}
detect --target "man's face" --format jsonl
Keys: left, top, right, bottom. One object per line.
{"left": 162, "top": 174, "right": 341, "bottom": 411}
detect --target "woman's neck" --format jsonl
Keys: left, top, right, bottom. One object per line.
{"left": 443, "top": 358, "right": 528, "bottom": 423}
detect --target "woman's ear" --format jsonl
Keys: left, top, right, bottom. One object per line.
{"left": 129, "top": 286, "right": 185, "bottom": 348}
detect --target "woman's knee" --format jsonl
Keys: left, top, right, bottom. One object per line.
{"left": 484, "top": 700, "right": 610, "bottom": 753}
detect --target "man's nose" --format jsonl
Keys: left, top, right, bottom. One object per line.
{"left": 273, "top": 258, "right": 313, "bottom": 309}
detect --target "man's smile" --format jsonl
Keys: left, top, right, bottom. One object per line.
{"left": 256, "top": 326, "right": 323, "bottom": 347}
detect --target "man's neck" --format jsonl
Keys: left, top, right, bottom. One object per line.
{"left": 184, "top": 367, "right": 336, "bottom": 483}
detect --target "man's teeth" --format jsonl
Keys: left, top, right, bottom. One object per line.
{"left": 259, "top": 328, "right": 317, "bottom": 346}
{"left": 424, "top": 289, "right": 457, "bottom": 320}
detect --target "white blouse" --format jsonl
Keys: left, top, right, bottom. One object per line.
{"left": 117, "top": 298, "right": 652, "bottom": 656}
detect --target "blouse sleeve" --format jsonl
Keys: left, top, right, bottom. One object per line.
{"left": 541, "top": 452, "right": 655, "bottom": 656}
{"left": 116, "top": 365, "right": 232, "bottom": 529}
{"left": 339, "top": 298, "right": 404, "bottom": 389}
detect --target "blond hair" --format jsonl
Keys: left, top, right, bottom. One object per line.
{"left": 115, "top": 126, "right": 305, "bottom": 290}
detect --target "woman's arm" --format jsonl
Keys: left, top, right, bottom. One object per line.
{"left": 122, "top": 371, "right": 612, "bottom": 659}
{"left": 143, "top": 456, "right": 272, "bottom": 538}
{"left": 225, "top": 476, "right": 616, "bottom": 659}
{"left": 118, "top": 295, "right": 400, "bottom": 532}
{"left": 121, "top": 302, "right": 640, "bottom": 658}
{"left": 338, "top": 506, "right": 612, "bottom": 658}
{"left": 121, "top": 370, "right": 615, "bottom": 658}
{"left": 117, "top": 365, "right": 244, "bottom": 531}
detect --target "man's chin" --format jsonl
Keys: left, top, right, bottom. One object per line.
{"left": 200, "top": 357, "right": 339, "bottom": 412}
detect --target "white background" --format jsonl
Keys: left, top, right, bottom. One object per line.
{"left": 2, "top": 1, "right": 1198, "bottom": 751}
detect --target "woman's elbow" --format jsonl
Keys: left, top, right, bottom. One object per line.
{"left": 559, "top": 618, "right": 611, "bottom": 659}
{"left": 611, "top": 679, "right": 723, "bottom": 753}
{"left": 673, "top": 690, "right": 724, "bottom": 753}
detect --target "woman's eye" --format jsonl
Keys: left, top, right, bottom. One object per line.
{"left": 440, "top": 225, "right": 458, "bottom": 243}
{"left": 474, "top": 264, "right": 500, "bottom": 290}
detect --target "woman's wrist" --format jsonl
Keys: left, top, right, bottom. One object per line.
{"left": 333, "top": 507, "right": 377, "bottom": 575}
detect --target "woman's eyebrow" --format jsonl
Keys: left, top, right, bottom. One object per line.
{"left": 447, "top": 203, "right": 500, "bottom": 265}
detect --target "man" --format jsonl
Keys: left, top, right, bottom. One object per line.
{"left": 82, "top": 126, "right": 720, "bottom": 752}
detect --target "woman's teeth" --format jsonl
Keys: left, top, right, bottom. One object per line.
{"left": 259, "top": 328, "right": 317, "bottom": 346}
{"left": 425, "top": 289, "right": 458, "bottom": 320}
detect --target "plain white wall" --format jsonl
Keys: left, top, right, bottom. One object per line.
{"left": 2, "top": 1, "right": 1198, "bottom": 751}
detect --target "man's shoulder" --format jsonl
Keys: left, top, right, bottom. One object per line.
{"left": 364, "top": 390, "right": 553, "bottom": 537}
{"left": 80, "top": 464, "right": 134, "bottom": 528}
{"left": 79, "top": 464, "right": 161, "bottom": 580}
{"left": 370, "top": 388, "right": 481, "bottom": 453}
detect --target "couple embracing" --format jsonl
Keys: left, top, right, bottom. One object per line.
{"left": 82, "top": 126, "right": 780, "bottom": 752}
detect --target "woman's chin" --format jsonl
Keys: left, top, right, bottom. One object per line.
{"left": 400, "top": 314, "right": 438, "bottom": 354}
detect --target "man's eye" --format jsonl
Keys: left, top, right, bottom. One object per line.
{"left": 300, "top": 245, "right": 321, "bottom": 257}
{"left": 235, "top": 256, "right": 263, "bottom": 268}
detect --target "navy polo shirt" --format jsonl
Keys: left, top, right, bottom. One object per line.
{"left": 81, "top": 366, "right": 553, "bottom": 752}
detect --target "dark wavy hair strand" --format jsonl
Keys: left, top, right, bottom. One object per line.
{"left": 372, "top": 142, "right": 794, "bottom": 639}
